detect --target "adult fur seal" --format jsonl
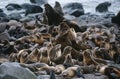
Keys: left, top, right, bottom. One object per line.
{"left": 44, "top": 3, "right": 64, "bottom": 25}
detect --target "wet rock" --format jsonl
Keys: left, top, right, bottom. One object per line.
{"left": 112, "top": 11, "right": 120, "bottom": 25}
{"left": 0, "top": 31, "right": 11, "bottom": 41}
{"left": 8, "top": 13, "right": 22, "bottom": 21}
{"left": 70, "top": 9, "right": 84, "bottom": 17}
{"left": 22, "top": 4, "right": 43, "bottom": 15}
{"left": 0, "top": 17, "right": 9, "bottom": 23}
{"left": 102, "top": 12, "right": 115, "bottom": 18}
{"left": 0, "top": 62, "right": 37, "bottom": 79}
{"left": 63, "top": 2, "right": 84, "bottom": 17}
{"left": 0, "top": 12, "right": 7, "bottom": 17}
{"left": 5, "top": 3, "right": 22, "bottom": 11}
{"left": 0, "top": 23, "right": 9, "bottom": 33}
{"left": 96, "top": 2, "right": 111, "bottom": 13}
{"left": 75, "top": 13, "right": 111, "bottom": 26}
{"left": 30, "top": 0, "right": 48, "bottom": 5}
{"left": 0, "top": 9, "right": 3, "bottom": 12}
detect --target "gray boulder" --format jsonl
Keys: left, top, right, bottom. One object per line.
{"left": 63, "top": 2, "right": 84, "bottom": 17}
{"left": 96, "top": 2, "right": 111, "bottom": 13}
{"left": 5, "top": 3, "right": 22, "bottom": 11}
{"left": 30, "top": 0, "right": 48, "bottom": 5}
{"left": 8, "top": 13, "right": 22, "bottom": 21}
{"left": 0, "top": 62, "right": 37, "bottom": 79}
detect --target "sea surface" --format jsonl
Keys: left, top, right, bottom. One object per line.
{"left": 0, "top": 0, "right": 120, "bottom": 14}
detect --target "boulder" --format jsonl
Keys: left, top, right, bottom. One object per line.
{"left": 30, "top": 0, "right": 47, "bottom": 5}
{"left": 112, "top": 11, "right": 120, "bottom": 25}
{"left": 0, "top": 9, "right": 3, "bottom": 12}
{"left": 0, "top": 62, "right": 37, "bottom": 79}
{"left": 0, "top": 12, "right": 7, "bottom": 17}
{"left": 5, "top": 3, "right": 22, "bottom": 11}
{"left": 96, "top": 2, "right": 111, "bottom": 13}
{"left": 8, "top": 13, "right": 22, "bottom": 21}
{"left": 24, "top": 4, "right": 43, "bottom": 16}
{"left": 63, "top": 2, "right": 84, "bottom": 17}
{"left": 70, "top": 9, "right": 84, "bottom": 17}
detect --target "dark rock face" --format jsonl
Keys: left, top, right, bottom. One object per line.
{"left": 63, "top": 2, "right": 84, "bottom": 17}
{"left": 0, "top": 12, "right": 7, "bottom": 17}
{"left": 5, "top": 3, "right": 22, "bottom": 11}
{"left": 112, "top": 11, "right": 120, "bottom": 25}
{"left": 0, "top": 9, "right": 3, "bottom": 12}
{"left": 30, "top": 0, "right": 47, "bottom": 5}
{"left": 0, "top": 62, "right": 37, "bottom": 79}
{"left": 96, "top": 2, "right": 111, "bottom": 13}
{"left": 25, "top": 4, "right": 43, "bottom": 16}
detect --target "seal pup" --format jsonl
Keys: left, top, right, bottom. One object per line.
{"left": 27, "top": 48, "right": 40, "bottom": 62}
{"left": 49, "top": 44, "right": 61, "bottom": 60}
{"left": 93, "top": 47, "right": 113, "bottom": 61}
{"left": 83, "top": 49, "right": 99, "bottom": 66}
{"left": 54, "top": 1, "right": 64, "bottom": 16}
{"left": 17, "top": 49, "right": 29, "bottom": 63}
{"left": 63, "top": 54, "right": 74, "bottom": 68}
{"left": 54, "top": 65, "right": 65, "bottom": 75}
{"left": 52, "top": 46, "right": 72, "bottom": 64}
{"left": 44, "top": 3, "right": 64, "bottom": 25}
{"left": 20, "top": 62, "right": 49, "bottom": 72}
{"left": 61, "top": 66, "right": 84, "bottom": 78}
{"left": 96, "top": 65, "right": 120, "bottom": 79}
{"left": 39, "top": 47, "right": 51, "bottom": 65}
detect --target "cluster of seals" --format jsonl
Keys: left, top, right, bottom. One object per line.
{"left": 0, "top": 1, "right": 120, "bottom": 79}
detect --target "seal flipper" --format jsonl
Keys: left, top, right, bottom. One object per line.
{"left": 76, "top": 67, "right": 85, "bottom": 79}
{"left": 50, "top": 70, "right": 56, "bottom": 79}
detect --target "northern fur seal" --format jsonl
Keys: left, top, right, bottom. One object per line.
{"left": 52, "top": 46, "right": 72, "bottom": 64}
{"left": 83, "top": 49, "right": 99, "bottom": 65}
{"left": 44, "top": 3, "right": 64, "bottom": 25}
{"left": 61, "top": 66, "right": 84, "bottom": 78}
{"left": 49, "top": 44, "right": 61, "bottom": 60}
{"left": 54, "top": 1, "right": 64, "bottom": 16}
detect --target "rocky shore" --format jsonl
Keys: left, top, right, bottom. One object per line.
{"left": 0, "top": 0, "right": 120, "bottom": 79}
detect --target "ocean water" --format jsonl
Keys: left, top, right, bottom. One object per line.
{"left": 0, "top": 0, "right": 120, "bottom": 14}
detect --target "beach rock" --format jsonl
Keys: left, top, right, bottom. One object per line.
{"left": 70, "top": 9, "right": 84, "bottom": 17}
{"left": 5, "top": 3, "right": 22, "bottom": 11}
{"left": 112, "top": 11, "right": 120, "bottom": 25}
{"left": 30, "top": 0, "right": 47, "bottom": 5}
{"left": 96, "top": 2, "right": 111, "bottom": 13}
{"left": 8, "top": 13, "right": 22, "bottom": 21}
{"left": 0, "top": 9, "right": 3, "bottom": 12}
{"left": 0, "top": 17, "right": 9, "bottom": 23}
{"left": 0, "top": 23, "right": 9, "bottom": 33}
{"left": 0, "top": 31, "right": 11, "bottom": 41}
{"left": 63, "top": 2, "right": 84, "bottom": 17}
{"left": 75, "top": 13, "right": 111, "bottom": 26}
{"left": 0, "top": 62, "right": 37, "bottom": 79}
{"left": 102, "top": 12, "right": 115, "bottom": 18}
{"left": 0, "top": 12, "right": 7, "bottom": 17}
{"left": 24, "top": 4, "right": 43, "bottom": 16}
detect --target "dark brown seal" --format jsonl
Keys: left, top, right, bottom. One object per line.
{"left": 44, "top": 3, "right": 64, "bottom": 25}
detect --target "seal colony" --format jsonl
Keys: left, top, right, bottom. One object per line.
{"left": 0, "top": 1, "right": 120, "bottom": 79}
